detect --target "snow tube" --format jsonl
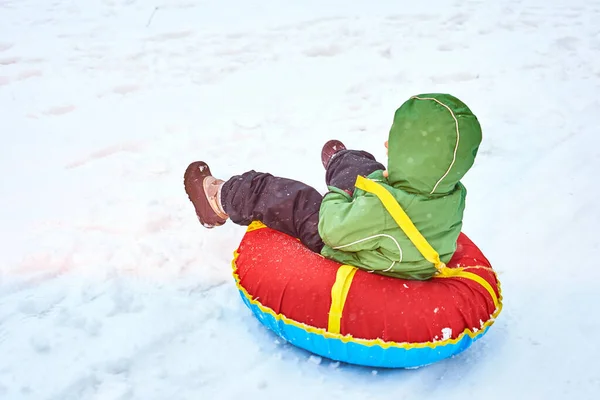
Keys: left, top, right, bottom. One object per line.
{"left": 231, "top": 177, "right": 502, "bottom": 368}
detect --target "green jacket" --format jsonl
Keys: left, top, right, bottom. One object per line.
{"left": 318, "top": 93, "right": 482, "bottom": 280}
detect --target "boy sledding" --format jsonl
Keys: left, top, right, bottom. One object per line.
{"left": 184, "top": 93, "right": 482, "bottom": 280}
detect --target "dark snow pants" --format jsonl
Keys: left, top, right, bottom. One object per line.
{"left": 220, "top": 150, "right": 385, "bottom": 253}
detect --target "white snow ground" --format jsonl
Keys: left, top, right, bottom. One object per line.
{"left": 1, "top": 0, "right": 599, "bottom": 398}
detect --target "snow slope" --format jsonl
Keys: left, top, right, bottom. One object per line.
{"left": 1, "top": 0, "right": 599, "bottom": 398}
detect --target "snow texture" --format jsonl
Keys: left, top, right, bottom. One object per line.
{"left": 1, "top": 0, "right": 600, "bottom": 399}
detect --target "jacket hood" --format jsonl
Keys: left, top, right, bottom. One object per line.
{"left": 386, "top": 93, "right": 482, "bottom": 196}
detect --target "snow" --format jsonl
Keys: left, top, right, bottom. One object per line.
{"left": 441, "top": 328, "right": 453, "bottom": 341}
{"left": 1, "top": 0, "right": 600, "bottom": 398}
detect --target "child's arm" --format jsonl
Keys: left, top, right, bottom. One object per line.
{"left": 318, "top": 191, "right": 388, "bottom": 252}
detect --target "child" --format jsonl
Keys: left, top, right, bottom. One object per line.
{"left": 184, "top": 93, "right": 482, "bottom": 280}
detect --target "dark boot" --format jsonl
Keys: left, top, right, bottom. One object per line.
{"left": 184, "top": 161, "right": 228, "bottom": 228}
{"left": 321, "top": 139, "right": 346, "bottom": 169}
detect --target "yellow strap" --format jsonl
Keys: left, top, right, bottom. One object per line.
{"left": 328, "top": 264, "right": 358, "bottom": 334}
{"left": 246, "top": 220, "right": 267, "bottom": 232}
{"left": 435, "top": 268, "right": 500, "bottom": 309}
{"left": 354, "top": 176, "right": 499, "bottom": 310}
{"left": 354, "top": 176, "right": 444, "bottom": 270}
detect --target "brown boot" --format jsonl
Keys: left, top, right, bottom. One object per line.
{"left": 321, "top": 139, "right": 346, "bottom": 169}
{"left": 184, "top": 161, "right": 228, "bottom": 228}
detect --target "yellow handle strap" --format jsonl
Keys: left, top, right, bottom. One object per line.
{"left": 354, "top": 176, "right": 445, "bottom": 271}
{"left": 328, "top": 264, "right": 358, "bottom": 334}
{"left": 354, "top": 176, "right": 499, "bottom": 310}
{"left": 433, "top": 267, "right": 500, "bottom": 310}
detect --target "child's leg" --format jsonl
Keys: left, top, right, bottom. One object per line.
{"left": 221, "top": 171, "right": 324, "bottom": 253}
{"left": 325, "top": 150, "right": 385, "bottom": 193}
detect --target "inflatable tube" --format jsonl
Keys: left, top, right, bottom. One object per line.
{"left": 232, "top": 221, "right": 502, "bottom": 369}
{"left": 232, "top": 177, "right": 502, "bottom": 368}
